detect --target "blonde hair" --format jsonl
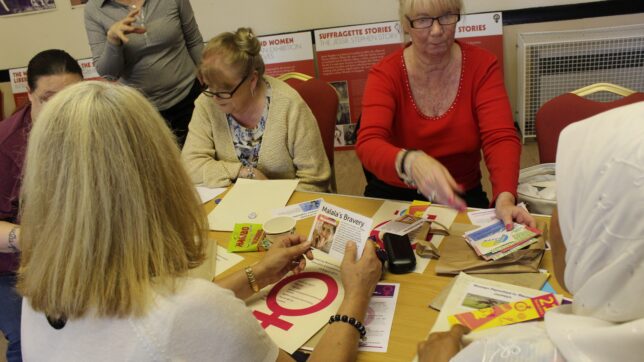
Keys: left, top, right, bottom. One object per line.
{"left": 199, "top": 27, "right": 265, "bottom": 84}
{"left": 18, "top": 81, "right": 207, "bottom": 319}
{"left": 398, "top": 0, "right": 463, "bottom": 30}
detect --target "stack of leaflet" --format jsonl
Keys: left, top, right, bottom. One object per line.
{"left": 463, "top": 220, "right": 541, "bottom": 261}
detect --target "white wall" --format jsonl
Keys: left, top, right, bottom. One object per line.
{"left": 0, "top": 0, "right": 604, "bottom": 70}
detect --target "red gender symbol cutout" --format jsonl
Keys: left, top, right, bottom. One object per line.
{"left": 252, "top": 272, "right": 338, "bottom": 331}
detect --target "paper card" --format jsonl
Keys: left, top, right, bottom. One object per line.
{"left": 375, "top": 214, "right": 425, "bottom": 236}
{"left": 187, "top": 239, "right": 217, "bottom": 280}
{"left": 409, "top": 200, "right": 431, "bottom": 217}
{"left": 195, "top": 185, "right": 227, "bottom": 204}
{"left": 214, "top": 245, "right": 244, "bottom": 276}
{"left": 430, "top": 273, "right": 554, "bottom": 333}
{"left": 247, "top": 250, "right": 344, "bottom": 354}
{"left": 448, "top": 293, "right": 560, "bottom": 331}
{"left": 208, "top": 179, "right": 298, "bottom": 231}
{"left": 308, "top": 202, "right": 372, "bottom": 261}
{"left": 359, "top": 283, "right": 400, "bottom": 353}
{"left": 467, "top": 203, "right": 528, "bottom": 226}
{"left": 272, "top": 198, "right": 323, "bottom": 220}
{"left": 422, "top": 205, "right": 458, "bottom": 238}
{"left": 370, "top": 200, "right": 411, "bottom": 229}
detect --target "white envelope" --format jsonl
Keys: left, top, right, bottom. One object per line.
{"left": 208, "top": 179, "right": 299, "bottom": 231}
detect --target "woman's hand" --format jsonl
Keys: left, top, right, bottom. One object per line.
{"left": 238, "top": 166, "right": 268, "bottom": 180}
{"left": 253, "top": 235, "right": 314, "bottom": 288}
{"left": 417, "top": 324, "right": 470, "bottom": 362}
{"left": 106, "top": 8, "right": 146, "bottom": 46}
{"left": 252, "top": 167, "right": 268, "bottom": 180}
{"left": 406, "top": 151, "right": 467, "bottom": 211}
{"left": 340, "top": 241, "right": 382, "bottom": 301}
{"left": 495, "top": 191, "right": 536, "bottom": 230}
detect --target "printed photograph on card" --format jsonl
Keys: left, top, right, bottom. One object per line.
{"left": 337, "top": 102, "right": 352, "bottom": 125}
{"left": 330, "top": 80, "right": 349, "bottom": 101}
{"left": 461, "top": 293, "right": 507, "bottom": 310}
{"left": 307, "top": 202, "right": 372, "bottom": 261}
{"left": 334, "top": 124, "right": 356, "bottom": 147}
{"left": 311, "top": 215, "right": 338, "bottom": 253}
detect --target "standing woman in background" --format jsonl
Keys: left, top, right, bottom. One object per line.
{"left": 84, "top": 0, "right": 203, "bottom": 147}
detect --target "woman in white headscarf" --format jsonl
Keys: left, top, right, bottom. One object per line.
{"left": 417, "top": 101, "right": 644, "bottom": 362}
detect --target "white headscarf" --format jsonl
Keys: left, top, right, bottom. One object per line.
{"left": 545, "top": 101, "right": 644, "bottom": 361}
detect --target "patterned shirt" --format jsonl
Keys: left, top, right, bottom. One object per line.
{"left": 227, "top": 82, "right": 272, "bottom": 168}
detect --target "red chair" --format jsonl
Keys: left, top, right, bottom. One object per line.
{"left": 277, "top": 72, "right": 339, "bottom": 191}
{"left": 535, "top": 83, "right": 644, "bottom": 163}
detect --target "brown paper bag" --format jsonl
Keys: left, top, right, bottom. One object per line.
{"left": 435, "top": 223, "right": 546, "bottom": 275}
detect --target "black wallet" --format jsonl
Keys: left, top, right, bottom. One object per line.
{"left": 383, "top": 233, "right": 416, "bottom": 274}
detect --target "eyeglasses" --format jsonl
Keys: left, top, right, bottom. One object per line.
{"left": 202, "top": 73, "right": 249, "bottom": 99}
{"left": 406, "top": 13, "right": 460, "bottom": 29}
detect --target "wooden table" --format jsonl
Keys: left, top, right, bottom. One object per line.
{"left": 206, "top": 191, "right": 567, "bottom": 362}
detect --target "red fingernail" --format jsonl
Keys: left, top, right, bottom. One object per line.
{"left": 506, "top": 224, "right": 512, "bottom": 231}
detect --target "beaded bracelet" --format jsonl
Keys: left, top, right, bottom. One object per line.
{"left": 328, "top": 314, "right": 367, "bottom": 340}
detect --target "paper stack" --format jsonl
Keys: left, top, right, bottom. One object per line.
{"left": 463, "top": 220, "right": 541, "bottom": 261}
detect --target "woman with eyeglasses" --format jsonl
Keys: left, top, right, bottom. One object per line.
{"left": 357, "top": 0, "right": 534, "bottom": 230}
{"left": 182, "top": 28, "right": 331, "bottom": 192}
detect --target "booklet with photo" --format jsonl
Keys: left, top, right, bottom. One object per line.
{"left": 430, "top": 273, "right": 557, "bottom": 333}
{"left": 307, "top": 201, "right": 372, "bottom": 261}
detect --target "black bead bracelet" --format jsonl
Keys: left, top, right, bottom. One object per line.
{"left": 329, "top": 314, "right": 367, "bottom": 340}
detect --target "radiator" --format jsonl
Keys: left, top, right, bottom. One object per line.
{"left": 516, "top": 24, "right": 644, "bottom": 143}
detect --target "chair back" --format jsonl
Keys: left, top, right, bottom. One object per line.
{"left": 535, "top": 83, "right": 644, "bottom": 163}
{"left": 277, "top": 72, "right": 338, "bottom": 168}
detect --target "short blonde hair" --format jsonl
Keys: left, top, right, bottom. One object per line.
{"left": 18, "top": 81, "right": 207, "bottom": 319}
{"left": 399, "top": 0, "right": 463, "bottom": 30}
{"left": 199, "top": 27, "right": 265, "bottom": 84}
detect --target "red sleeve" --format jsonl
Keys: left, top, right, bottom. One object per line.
{"left": 473, "top": 55, "right": 521, "bottom": 203}
{"left": 356, "top": 56, "right": 405, "bottom": 187}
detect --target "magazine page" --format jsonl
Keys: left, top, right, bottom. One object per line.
{"left": 430, "top": 273, "right": 553, "bottom": 333}
{"left": 358, "top": 283, "right": 400, "bottom": 353}
{"left": 307, "top": 201, "right": 372, "bottom": 261}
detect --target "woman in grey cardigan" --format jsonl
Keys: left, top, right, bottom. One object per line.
{"left": 84, "top": 0, "right": 203, "bottom": 147}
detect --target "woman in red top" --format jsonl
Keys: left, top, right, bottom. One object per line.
{"left": 357, "top": 0, "right": 534, "bottom": 229}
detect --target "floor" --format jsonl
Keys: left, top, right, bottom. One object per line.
{"left": 335, "top": 140, "right": 540, "bottom": 200}
{"left": 0, "top": 141, "right": 540, "bottom": 362}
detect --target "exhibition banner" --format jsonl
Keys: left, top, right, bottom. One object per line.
{"left": 315, "top": 21, "right": 404, "bottom": 149}
{"left": 259, "top": 31, "right": 316, "bottom": 78}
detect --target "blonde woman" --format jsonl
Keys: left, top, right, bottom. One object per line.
{"left": 357, "top": 0, "right": 534, "bottom": 230}
{"left": 18, "top": 81, "right": 381, "bottom": 361}
{"left": 182, "top": 28, "right": 331, "bottom": 192}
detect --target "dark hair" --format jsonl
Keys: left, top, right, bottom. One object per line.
{"left": 27, "top": 49, "right": 83, "bottom": 91}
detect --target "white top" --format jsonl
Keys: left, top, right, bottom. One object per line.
{"left": 453, "top": 101, "right": 644, "bottom": 362}
{"left": 21, "top": 278, "right": 279, "bottom": 362}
